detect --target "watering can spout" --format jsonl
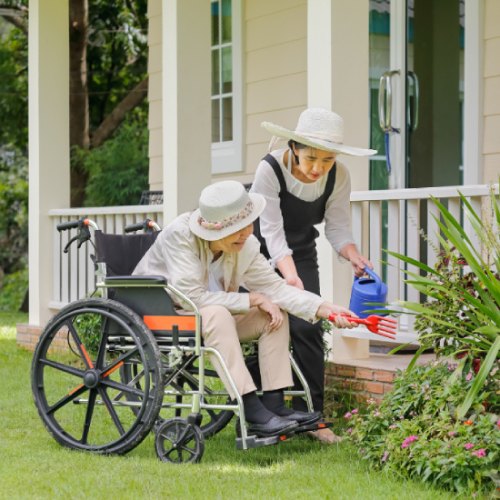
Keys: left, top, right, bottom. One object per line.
{"left": 349, "top": 267, "right": 388, "bottom": 318}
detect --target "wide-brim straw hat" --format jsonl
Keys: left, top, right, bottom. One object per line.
{"left": 189, "top": 180, "right": 266, "bottom": 241}
{"left": 262, "top": 108, "right": 377, "bottom": 157}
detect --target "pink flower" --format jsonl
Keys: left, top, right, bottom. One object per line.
{"left": 464, "top": 442, "right": 474, "bottom": 450}
{"left": 448, "top": 431, "right": 457, "bottom": 437}
{"left": 471, "top": 449, "right": 486, "bottom": 458}
{"left": 401, "top": 435, "right": 418, "bottom": 448}
{"left": 373, "top": 410, "right": 381, "bottom": 417}
{"left": 344, "top": 412, "right": 352, "bottom": 419}
{"left": 346, "top": 428, "right": 353, "bottom": 435}
{"left": 381, "top": 451, "right": 389, "bottom": 463}
{"left": 351, "top": 408, "right": 359, "bottom": 415}
{"left": 496, "top": 419, "right": 500, "bottom": 429}
{"left": 465, "top": 371, "right": 473, "bottom": 381}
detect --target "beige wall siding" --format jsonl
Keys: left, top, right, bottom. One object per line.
{"left": 147, "top": 0, "right": 498, "bottom": 188}
{"left": 483, "top": 0, "right": 500, "bottom": 182}
{"left": 147, "top": 0, "right": 163, "bottom": 191}
{"left": 241, "top": 0, "right": 308, "bottom": 184}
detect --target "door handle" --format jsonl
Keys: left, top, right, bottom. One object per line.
{"left": 407, "top": 71, "right": 419, "bottom": 131}
{"left": 378, "top": 70, "right": 400, "bottom": 132}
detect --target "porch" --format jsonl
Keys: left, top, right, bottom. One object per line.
{"left": 16, "top": 182, "right": 496, "bottom": 388}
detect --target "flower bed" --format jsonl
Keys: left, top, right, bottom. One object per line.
{"left": 346, "top": 360, "right": 499, "bottom": 496}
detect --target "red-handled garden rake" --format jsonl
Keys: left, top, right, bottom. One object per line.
{"left": 329, "top": 313, "right": 398, "bottom": 340}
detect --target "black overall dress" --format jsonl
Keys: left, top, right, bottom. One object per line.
{"left": 255, "top": 153, "right": 337, "bottom": 412}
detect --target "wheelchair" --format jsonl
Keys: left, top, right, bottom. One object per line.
{"left": 31, "top": 218, "right": 330, "bottom": 463}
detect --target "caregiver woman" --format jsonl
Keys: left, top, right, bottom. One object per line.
{"left": 250, "top": 108, "right": 376, "bottom": 444}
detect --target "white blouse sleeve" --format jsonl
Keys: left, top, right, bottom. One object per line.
{"left": 250, "top": 158, "right": 293, "bottom": 265}
{"left": 324, "top": 161, "right": 356, "bottom": 254}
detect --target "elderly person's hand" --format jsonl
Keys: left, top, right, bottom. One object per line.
{"left": 249, "top": 292, "right": 284, "bottom": 331}
{"left": 316, "top": 302, "right": 358, "bottom": 328}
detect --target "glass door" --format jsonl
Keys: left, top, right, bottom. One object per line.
{"left": 369, "top": 0, "right": 464, "bottom": 190}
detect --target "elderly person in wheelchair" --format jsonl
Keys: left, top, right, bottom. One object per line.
{"left": 134, "top": 180, "right": 356, "bottom": 438}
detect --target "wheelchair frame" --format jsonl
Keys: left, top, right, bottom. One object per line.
{"left": 31, "top": 218, "right": 324, "bottom": 463}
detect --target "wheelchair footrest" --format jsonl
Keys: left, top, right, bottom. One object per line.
{"left": 236, "top": 432, "right": 294, "bottom": 450}
{"left": 294, "top": 420, "right": 333, "bottom": 434}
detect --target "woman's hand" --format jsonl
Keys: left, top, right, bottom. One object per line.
{"left": 249, "top": 292, "right": 284, "bottom": 331}
{"left": 316, "top": 302, "right": 358, "bottom": 328}
{"left": 340, "top": 244, "right": 373, "bottom": 277}
{"left": 285, "top": 275, "right": 304, "bottom": 289}
{"left": 350, "top": 254, "right": 372, "bottom": 277}
{"left": 277, "top": 255, "right": 304, "bottom": 289}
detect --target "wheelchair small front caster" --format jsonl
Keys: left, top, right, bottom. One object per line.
{"left": 155, "top": 418, "right": 204, "bottom": 463}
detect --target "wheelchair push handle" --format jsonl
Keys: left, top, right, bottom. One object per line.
{"left": 124, "top": 218, "right": 161, "bottom": 233}
{"left": 57, "top": 218, "right": 99, "bottom": 253}
{"left": 57, "top": 218, "right": 99, "bottom": 232}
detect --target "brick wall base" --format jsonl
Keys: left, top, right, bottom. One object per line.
{"left": 325, "top": 362, "right": 396, "bottom": 406}
{"left": 16, "top": 323, "right": 43, "bottom": 351}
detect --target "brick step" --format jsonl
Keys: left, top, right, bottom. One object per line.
{"left": 325, "top": 353, "right": 436, "bottom": 404}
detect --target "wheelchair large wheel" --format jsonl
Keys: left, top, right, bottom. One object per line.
{"left": 121, "top": 356, "right": 233, "bottom": 438}
{"left": 31, "top": 298, "right": 164, "bottom": 455}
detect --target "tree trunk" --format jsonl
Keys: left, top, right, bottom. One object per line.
{"left": 69, "top": 0, "right": 89, "bottom": 207}
{"left": 91, "top": 77, "right": 149, "bottom": 148}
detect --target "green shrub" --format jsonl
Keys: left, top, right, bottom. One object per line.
{"left": 0, "top": 268, "right": 28, "bottom": 312}
{"left": 347, "top": 361, "right": 500, "bottom": 496}
{"left": 74, "top": 118, "right": 149, "bottom": 207}
{"left": 72, "top": 311, "right": 103, "bottom": 356}
{"left": 0, "top": 148, "right": 28, "bottom": 274}
{"left": 346, "top": 189, "right": 500, "bottom": 496}
{"left": 389, "top": 188, "right": 499, "bottom": 419}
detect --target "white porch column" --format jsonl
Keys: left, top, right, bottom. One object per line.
{"left": 308, "top": 1, "right": 371, "bottom": 360}
{"left": 307, "top": 0, "right": 370, "bottom": 308}
{"left": 162, "top": 0, "right": 211, "bottom": 222}
{"left": 28, "top": 0, "right": 70, "bottom": 326}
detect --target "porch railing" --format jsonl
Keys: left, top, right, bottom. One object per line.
{"left": 332, "top": 183, "right": 498, "bottom": 354}
{"left": 48, "top": 205, "right": 164, "bottom": 310}
{"left": 48, "top": 184, "right": 497, "bottom": 352}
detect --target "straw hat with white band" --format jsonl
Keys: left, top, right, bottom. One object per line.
{"left": 261, "top": 108, "right": 377, "bottom": 157}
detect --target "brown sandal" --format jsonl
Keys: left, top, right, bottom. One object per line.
{"left": 306, "top": 428, "right": 343, "bottom": 444}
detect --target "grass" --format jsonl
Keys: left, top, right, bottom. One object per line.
{"left": 0, "top": 312, "right": 463, "bottom": 500}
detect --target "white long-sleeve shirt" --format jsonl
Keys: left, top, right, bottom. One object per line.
{"left": 250, "top": 148, "right": 355, "bottom": 265}
{"left": 133, "top": 212, "right": 324, "bottom": 323}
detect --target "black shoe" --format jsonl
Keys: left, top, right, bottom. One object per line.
{"left": 281, "top": 410, "right": 322, "bottom": 426}
{"left": 246, "top": 415, "right": 299, "bottom": 437}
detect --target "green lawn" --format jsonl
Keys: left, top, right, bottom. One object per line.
{"left": 0, "top": 312, "right": 462, "bottom": 499}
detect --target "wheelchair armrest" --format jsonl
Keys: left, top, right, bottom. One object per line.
{"left": 104, "top": 275, "right": 168, "bottom": 286}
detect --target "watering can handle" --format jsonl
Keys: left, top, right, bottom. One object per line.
{"left": 360, "top": 267, "right": 383, "bottom": 293}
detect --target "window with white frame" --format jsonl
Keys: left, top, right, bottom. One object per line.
{"left": 210, "top": 0, "right": 242, "bottom": 173}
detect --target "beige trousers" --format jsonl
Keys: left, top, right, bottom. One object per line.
{"left": 200, "top": 305, "right": 293, "bottom": 399}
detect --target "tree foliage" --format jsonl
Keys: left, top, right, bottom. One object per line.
{"left": 0, "top": 148, "right": 28, "bottom": 275}
{"left": 0, "top": 0, "right": 150, "bottom": 291}
{"left": 74, "top": 116, "right": 148, "bottom": 206}
{"left": 87, "top": 0, "right": 148, "bottom": 134}
{"left": 0, "top": 17, "right": 27, "bottom": 151}
{"left": 0, "top": 0, "right": 149, "bottom": 206}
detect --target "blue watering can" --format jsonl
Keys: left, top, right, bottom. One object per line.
{"left": 349, "top": 267, "right": 388, "bottom": 318}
